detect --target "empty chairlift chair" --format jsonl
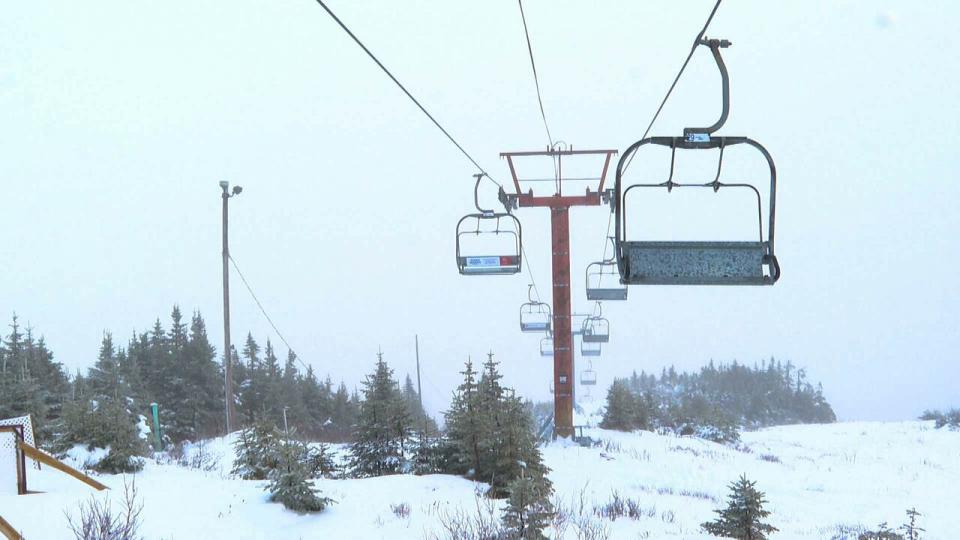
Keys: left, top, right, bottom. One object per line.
{"left": 613, "top": 37, "right": 780, "bottom": 286}
{"left": 585, "top": 238, "right": 628, "bottom": 301}
{"left": 520, "top": 285, "right": 552, "bottom": 333}
{"left": 540, "top": 335, "right": 554, "bottom": 357}
{"left": 581, "top": 364, "right": 597, "bottom": 386}
{"left": 456, "top": 174, "right": 522, "bottom": 275}
{"left": 581, "top": 340, "right": 601, "bottom": 357}
{"left": 581, "top": 309, "right": 609, "bottom": 343}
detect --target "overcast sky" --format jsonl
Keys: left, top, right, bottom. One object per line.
{"left": 3, "top": 1, "right": 958, "bottom": 422}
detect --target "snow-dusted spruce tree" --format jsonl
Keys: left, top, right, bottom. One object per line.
{"left": 267, "top": 437, "right": 333, "bottom": 513}
{"left": 600, "top": 378, "right": 636, "bottom": 431}
{"left": 232, "top": 420, "right": 282, "bottom": 480}
{"left": 57, "top": 332, "right": 146, "bottom": 473}
{"left": 444, "top": 359, "right": 483, "bottom": 476}
{"left": 444, "top": 354, "right": 552, "bottom": 498}
{"left": 501, "top": 473, "right": 555, "bottom": 539}
{"left": 306, "top": 442, "right": 337, "bottom": 478}
{"left": 348, "top": 352, "right": 413, "bottom": 477}
{"left": 702, "top": 475, "right": 778, "bottom": 540}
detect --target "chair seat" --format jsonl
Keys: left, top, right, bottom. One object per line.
{"left": 582, "top": 333, "right": 609, "bottom": 344}
{"left": 621, "top": 241, "right": 770, "bottom": 285}
{"left": 521, "top": 322, "right": 550, "bottom": 332}
{"left": 459, "top": 256, "right": 521, "bottom": 275}
{"left": 586, "top": 288, "right": 628, "bottom": 301}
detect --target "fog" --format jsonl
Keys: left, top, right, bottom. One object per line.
{"left": 3, "top": 0, "right": 957, "bottom": 421}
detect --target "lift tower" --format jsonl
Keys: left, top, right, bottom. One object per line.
{"left": 500, "top": 147, "right": 617, "bottom": 438}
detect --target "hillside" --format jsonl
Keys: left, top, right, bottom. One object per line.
{"left": 3, "top": 420, "right": 958, "bottom": 539}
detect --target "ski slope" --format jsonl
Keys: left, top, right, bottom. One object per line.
{"left": 2, "top": 420, "right": 957, "bottom": 539}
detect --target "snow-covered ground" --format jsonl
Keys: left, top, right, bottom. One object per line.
{"left": 3, "top": 419, "right": 958, "bottom": 539}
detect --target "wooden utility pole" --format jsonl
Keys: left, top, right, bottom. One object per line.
{"left": 415, "top": 334, "right": 425, "bottom": 435}
{"left": 220, "top": 181, "right": 241, "bottom": 434}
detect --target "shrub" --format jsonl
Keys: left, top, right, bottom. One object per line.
{"left": 65, "top": 478, "right": 143, "bottom": 540}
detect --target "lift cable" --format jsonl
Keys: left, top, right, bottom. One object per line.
{"left": 517, "top": 0, "right": 554, "bottom": 147}
{"left": 314, "top": 0, "right": 554, "bottom": 310}
{"left": 312, "top": 0, "right": 501, "bottom": 187}
{"left": 229, "top": 254, "right": 311, "bottom": 374}
{"left": 521, "top": 243, "right": 543, "bottom": 304}
{"left": 621, "top": 0, "right": 723, "bottom": 175}
{"left": 594, "top": 209, "right": 614, "bottom": 289}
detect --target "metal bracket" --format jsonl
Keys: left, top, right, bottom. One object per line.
{"left": 498, "top": 187, "right": 518, "bottom": 214}
{"left": 601, "top": 188, "right": 615, "bottom": 210}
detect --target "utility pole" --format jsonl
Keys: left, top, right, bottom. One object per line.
{"left": 415, "top": 334, "right": 425, "bottom": 436}
{"left": 220, "top": 180, "right": 242, "bottom": 435}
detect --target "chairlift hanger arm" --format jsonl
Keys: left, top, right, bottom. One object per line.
{"left": 683, "top": 37, "right": 732, "bottom": 138}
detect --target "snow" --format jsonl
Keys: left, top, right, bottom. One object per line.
{"left": 2, "top": 421, "right": 958, "bottom": 539}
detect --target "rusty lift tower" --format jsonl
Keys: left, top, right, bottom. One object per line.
{"left": 499, "top": 146, "right": 617, "bottom": 438}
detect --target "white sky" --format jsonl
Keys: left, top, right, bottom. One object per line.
{"left": 3, "top": 1, "right": 958, "bottom": 422}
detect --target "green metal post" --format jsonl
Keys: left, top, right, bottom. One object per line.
{"left": 150, "top": 402, "right": 163, "bottom": 450}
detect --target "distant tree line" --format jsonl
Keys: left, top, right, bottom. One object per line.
{"left": 0, "top": 308, "right": 436, "bottom": 469}
{"left": 602, "top": 359, "right": 836, "bottom": 442}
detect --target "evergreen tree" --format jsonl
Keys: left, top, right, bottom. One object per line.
{"left": 231, "top": 421, "right": 282, "bottom": 480}
{"left": 501, "top": 474, "right": 555, "bottom": 540}
{"left": 179, "top": 311, "right": 223, "bottom": 439}
{"left": 267, "top": 437, "right": 334, "bottom": 513}
{"left": 444, "top": 353, "right": 551, "bottom": 497}
{"left": 402, "top": 373, "right": 439, "bottom": 437}
{"left": 600, "top": 378, "right": 636, "bottom": 431}
{"left": 702, "top": 475, "right": 778, "bottom": 539}
{"left": 327, "top": 382, "right": 356, "bottom": 442}
{"left": 348, "top": 352, "right": 412, "bottom": 477}
{"left": 444, "top": 359, "right": 482, "bottom": 475}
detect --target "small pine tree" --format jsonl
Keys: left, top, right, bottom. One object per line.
{"left": 501, "top": 474, "right": 555, "bottom": 539}
{"left": 600, "top": 378, "right": 636, "bottom": 431}
{"left": 702, "top": 475, "right": 778, "bottom": 540}
{"left": 267, "top": 438, "right": 333, "bottom": 513}
{"left": 349, "top": 352, "right": 413, "bottom": 477}
{"left": 858, "top": 523, "right": 904, "bottom": 540}
{"left": 306, "top": 442, "right": 337, "bottom": 478}
{"left": 900, "top": 508, "right": 924, "bottom": 540}
{"left": 232, "top": 421, "right": 282, "bottom": 480}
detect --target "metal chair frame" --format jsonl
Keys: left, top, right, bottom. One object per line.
{"left": 581, "top": 340, "right": 601, "bottom": 357}
{"left": 456, "top": 174, "right": 522, "bottom": 276}
{"left": 586, "top": 237, "right": 628, "bottom": 301}
{"left": 540, "top": 336, "right": 554, "bottom": 357}
{"left": 613, "top": 37, "right": 780, "bottom": 286}
{"left": 520, "top": 285, "right": 552, "bottom": 333}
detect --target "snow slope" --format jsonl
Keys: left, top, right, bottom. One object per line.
{"left": 2, "top": 421, "right": 957, "bottom": 539}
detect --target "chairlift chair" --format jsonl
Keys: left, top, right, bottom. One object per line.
{"left": 585, "top": 238, "right": 628, "bottom": 301}
{"left": 581, "top": 368, "right": 597, "bottom": 386}
{"left": 456, "top": 174, "right": 522, "bottom": 275}
{"left": 581, "top": 340, "right": 601, "bottom": 357}
{"left": 540, "top": 335, "right": 554, "bottom": 357}
{"left": 613, "top": 37, "right": 780, "bottom": 286}
{"left": 520, "top": 284, "right": 552, "bottom": 333}
{"left": 581, "top": 316, "right": 609, "bottom": 343}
